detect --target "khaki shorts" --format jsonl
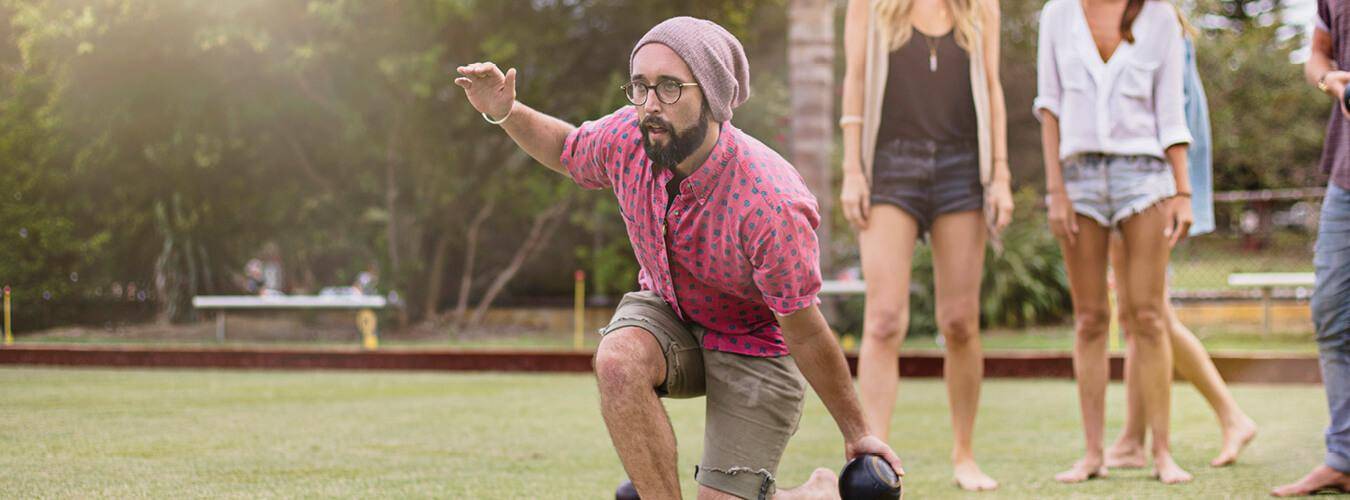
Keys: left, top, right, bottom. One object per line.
{"left": 601, "top": 291, "right": 806, "bottom": 500}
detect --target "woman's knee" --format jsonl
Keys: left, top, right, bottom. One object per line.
{"left": 863, "top": 305, "right": 910, "bottom": 347}
{"left": 937, "top": 304, "right": 980, "bottom": 348}
{"left": 1075, "top": 306, "right": 1111, "bottom": 342}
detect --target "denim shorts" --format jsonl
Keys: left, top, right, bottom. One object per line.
{"left": 1062, "top": 153, "right": 1176, "bottom": 227}
{"left": 869, "top": 138, "right": 983, "bottom": 235}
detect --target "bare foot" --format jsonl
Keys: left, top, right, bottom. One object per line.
{"left": 953, "top": 459, "right": 999, "bottom": 491}
{"left": 776, "top": 467, "right": 841, "bottom": 500}
{"left": 1212, "top": 415, "right": 1258, "bottom": 467}
{"left": 1153, "top": 453, "right": 1193, "bottom": 485}
{"left": 1271, "top": 465, "right": 1350, "bottom": 497}
{"left": 1104, "top": 439, "right": 1148, "bottom": 469}
{"left": 1055, "top": 458, "right": 1107, "bottom": 484}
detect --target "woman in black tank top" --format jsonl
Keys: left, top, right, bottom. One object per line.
{"left": 875, "top": 27, "right": 977, "bottom": 143}
{"left": 839, "top": 0, "right": 1013, "bottom": 492}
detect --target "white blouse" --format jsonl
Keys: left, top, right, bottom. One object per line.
{"left": 1034, "top": 0, "right": 1192, "bottom": 161}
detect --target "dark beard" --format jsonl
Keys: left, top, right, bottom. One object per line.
{"left": 640, "top": 106, "right": 711, "bottom": 170}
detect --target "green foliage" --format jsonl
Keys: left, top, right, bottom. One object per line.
{"left": 978, "top": 189, "right": 1071, "bottom": 327}
{"left": 0, "top": 0, "right": 792, "bottom": 328}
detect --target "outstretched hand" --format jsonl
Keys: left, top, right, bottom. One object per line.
{"left": 454, "top": 62, "right": 516, "bottom": 121}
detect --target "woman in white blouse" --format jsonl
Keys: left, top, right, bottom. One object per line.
{"left": 1035, "top": 0, "right": 1195, "bottom": 484}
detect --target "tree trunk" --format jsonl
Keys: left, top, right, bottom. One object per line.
{"left": 466, "top": 198, "right": 570, "bottom": 327}
{"left": 788, "top": 0, "right": 836, "bottom": 273}
{"left": 423, "top": 230, "right": 454, "bottom": 319}
{"left": 383, "top": 117, "right": 407, "bottom": 327}
{"left": 453, "top": 199, "right": 496, "bottom": 325}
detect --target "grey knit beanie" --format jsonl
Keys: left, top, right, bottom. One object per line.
{"left": 630, "top": 17, "right": 750, "bottom": 123}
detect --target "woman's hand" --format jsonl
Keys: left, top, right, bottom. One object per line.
{"left": 841, "top": 166, "right": 871, "bottom": 231}
{"left": 1047, "top": 190, "right": 1078, "bottom": 246}
{"left": 1166, "top": 194, "right": 1194, "bottom": 247}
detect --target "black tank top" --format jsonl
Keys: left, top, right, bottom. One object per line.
{"left": 875, "top": 27, "right": 978, "bottom": 144}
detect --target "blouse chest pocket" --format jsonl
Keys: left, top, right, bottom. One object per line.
{"left": 1118, "top": 59, "right": 1159, "bottom": 99}
{"left": 1059, "top": 51, "right": 1092, "bottom": 91}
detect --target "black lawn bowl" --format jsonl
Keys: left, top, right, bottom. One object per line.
{"left": 839, "top": 454, "right": 901, "bottom": 500}
{"left": 615, "top": 479, "right": 640, "bottom": 500}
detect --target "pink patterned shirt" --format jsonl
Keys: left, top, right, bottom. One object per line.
{"left": 561, "top": 106, "right": 822, "bottom": 357}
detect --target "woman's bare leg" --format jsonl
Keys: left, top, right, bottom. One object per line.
{"left": 931, "top": 210, "right": 997, "bottom": 491}
{"left": 1118, "top": 205, "right": 1191, "bottom": 484}
{"left": 857, "top": 205, "right": 921, "bottom": 440}
{"left": 1054, "top": 215, "right": 1114, "bottom": 484}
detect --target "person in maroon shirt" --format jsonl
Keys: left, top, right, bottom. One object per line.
{"left": 1272, "top": 0, "right": 1350, "bottom": 494}
{"left": 455, "top": 17, "right": 901, "bottom": 500}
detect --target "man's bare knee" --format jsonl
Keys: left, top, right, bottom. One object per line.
{"left": 594, "top": 328, "right": 665, "bottom": 391}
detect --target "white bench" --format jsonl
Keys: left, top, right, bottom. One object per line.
{"left": 820, "top": 280, "right": 866, "bottom": 296}
{"left": 192, "top": 295, "right": 387, "bottom": 348}
{"left": 1226, "top": 272, "right": 1316, "bottom": 336}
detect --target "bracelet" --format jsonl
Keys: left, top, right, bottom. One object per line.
{"left": 838, "top": 115, "right": 863, "bottom": 127}
{"left": 482, "top": 103, "right": 514, "bottom": 125}
{"left": 1174, "top": 191, "right": 1192, "bottom": 198}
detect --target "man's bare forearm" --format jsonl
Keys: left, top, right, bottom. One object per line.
{"left": 779, "top": 306, "right": 868, "bottom": 443}
{"left": 494, "top": 101, "right": 577, "bottom": 175}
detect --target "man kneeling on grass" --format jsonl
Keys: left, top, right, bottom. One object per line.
{"left": 454, "top": 16, "right": 902, "bottom": 500}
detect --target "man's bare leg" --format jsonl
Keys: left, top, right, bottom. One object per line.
{"left": 596, "top": 328, "right": 682, "bottom": 498}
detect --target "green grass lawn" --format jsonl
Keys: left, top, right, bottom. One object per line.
{"left": 0, "top": 367, "right": 1328, "bottom": 498}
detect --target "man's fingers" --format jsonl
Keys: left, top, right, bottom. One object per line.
{"left": 457, "top": 62, "right": 500, "bottom": 80}
{"left": 453, "top": 77, "right": 472, "bottom": 89}
{"left": 883, "top": 450, "right": 905, "bottom": 477}
{"left": 504, "top": 67, "right": 517, "bottom": 89}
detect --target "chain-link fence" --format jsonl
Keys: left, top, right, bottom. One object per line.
{"left": 1170, "top": 188, "right": 1323, "bottom": 298}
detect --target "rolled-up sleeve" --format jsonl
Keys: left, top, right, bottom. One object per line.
{"left": 1154, "top": 15, "right": 1193, "bottom": 149}
{"left": 747, "top": 197, "right": 822, "bottom": 316}
{"left": 1033, "top": 6, "right": 1061, "bottom": 122}
{"left": 560, "top": 107, "right": 638, "bottom": 190}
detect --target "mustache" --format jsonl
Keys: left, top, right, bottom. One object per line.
{"left": 640, "top": 116, "right": 672, "bottom": 130}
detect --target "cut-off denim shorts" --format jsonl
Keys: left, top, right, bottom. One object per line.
{"left": 1061, "top": 153, "right": 1176, "bottom": 227}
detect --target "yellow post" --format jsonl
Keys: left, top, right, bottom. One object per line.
{"left": 573, "top": 270, "right": 585, "bottom": 350}
{"left": 357, "top": 309, "right": 378, "bottom": 350}
{"left": 1108, "top": 281, "right": 1120, "bottom": 352}
{"left": 3, "top": 286, "right": 11, "bottom": 346}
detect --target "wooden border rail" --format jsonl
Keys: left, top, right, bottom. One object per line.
{"left": 0, "top": 345, "right": 1320, "bottom": 384}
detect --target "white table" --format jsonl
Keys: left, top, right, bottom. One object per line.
{"left": 1227, "top": 272, "right": 1316, "bottom": 336}
{"left": 192, "top": 295, "right": 387, "bottom": 347}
